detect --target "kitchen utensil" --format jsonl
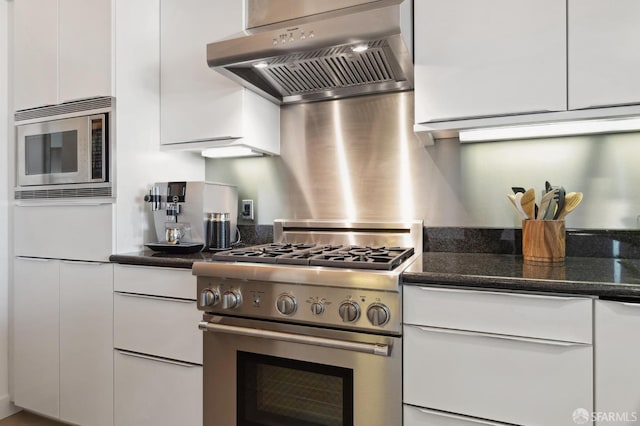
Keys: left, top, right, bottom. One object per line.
{"left": 508, "top": 194, "right": 528, "bottom": 219}
{"left": 519, "top": 188, "right": 536, "bottom": 220}
{"left": 555, "top": 192, "right": 583, "bottom": 220}
{"left": 552, "top": 186, "right": 566, "bottom": 220}
{"left": 537, "top": 189, "right": 558, "bottom": 220}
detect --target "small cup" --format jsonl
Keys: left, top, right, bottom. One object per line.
{"left": 165, "top": 225, "right": 185, "bottom": 245}
{"left": 522, "top": 220, "right": 565, "bottom": 264}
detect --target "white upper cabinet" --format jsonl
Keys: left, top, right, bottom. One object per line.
{"left": 13, "top": 0, "right": 112, "bottom": 111}
{"left": 58, "top": 0, "right": 112, "bottom": 104}
{"left": 160, "top": 0, "right": 280, "bottom": 154}
{"left": 13, "top": 0, "right": 59, "bottom": 110}
{"left": 414, "top": 0, "right": 566, "bottom": 123}
{"left": 568, "top": 0, "right": 640, "bottom": 110}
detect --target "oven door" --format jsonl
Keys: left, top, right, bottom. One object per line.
{"left": 200, "top": 315, "right": 401, "bottom": 426}
{"left": 17, "top": 114, "right": 106, "bottom": 186}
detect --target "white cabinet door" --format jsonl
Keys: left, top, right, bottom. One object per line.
{"left": 160, "top": 0, "right": 245, "bottom": 143}
{"left": 414, "top": 0, "right": 566, "bottom": 123}
{"left": 568, "top": 0, "right": 640, "bottom": 110}
{"left": 13, "top": 0, "right": 112, "bottom": 110}
{"left": 13, "top": 0, "right": 59, "bottom": 110}
{"left": 404, "top": 324, "right": 593, "bottom": 426}
{"left": 404, "top": 405, "right": 511, "bottom": 426}
{"left": 595, "top": 300, "right": 640, "bottom": 425}
{"left": 13, "top": 257, "right": 60, "bottom": 418}
{"left": 58, "top": 0, "right": 112, "bottom": 103}
{"left": 160, "top": 0, "right": 280, "bottom": 153}
{"left": 59, "top": 261, "right": 113, "bottom": 426}
{"left": 114, "top": 350, "right": 203, "bottom": 426}
{"left": 14, "top": 204, "right": 114, "bottom": 261}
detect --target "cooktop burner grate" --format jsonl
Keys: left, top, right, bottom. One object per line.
{"left": 308, "top": 246, "right": 415, "bottom": 270}
{"left": 212, "top": 243, "right": 414, "bottom": 270}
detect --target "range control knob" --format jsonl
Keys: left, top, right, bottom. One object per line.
{"left": 338, "top": 301, "right": 361, "bottom": 323}
{"left": 276, "top": 294, "right": 297, "bottom": 315}
{"left": 222, "top": 290, "right": 242, "bottom": 310}
{"left": 366, "top": 303, "right": 391, "bottom": 327}
{"left": 199, "top": 288, "right": 220, "bottom": 307}
{"left": 310, "top": 301, "right": 325, "bottom": 316}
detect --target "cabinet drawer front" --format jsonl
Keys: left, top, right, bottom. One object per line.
{"left": 15, "top": 204, "right": 113, "bottom": 261}
{"left": 404, "top": 286, "right": 592, "bottom": 343}
{"left": 404, "top": 325, "right": 592, "bottom": 426}
{"left": 404, "top": 405, "right": 510, "bottom": 426}
{"left": 114, "top": 264, "right": 196, "bottom": 299}
{"left": 115, "top": 350, "right": 202, "bottom": 426}
{"left": 114, "top": 292, "right": 202, "bottom": 364}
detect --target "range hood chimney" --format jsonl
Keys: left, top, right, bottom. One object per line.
{"left": 207, "top": 0, "right": 413, "bottom": 105}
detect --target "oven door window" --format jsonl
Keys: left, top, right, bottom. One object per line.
{"left": 237, "top": 351, "right": 354, "bottom": 426}
{"left": 25, "top": 130, "right": 78, "bottom": 175}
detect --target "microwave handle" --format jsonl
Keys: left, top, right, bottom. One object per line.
{"left": 199, "top": 321, "right": 391, "bottom": 357}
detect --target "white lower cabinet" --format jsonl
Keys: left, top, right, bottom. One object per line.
{"left": 59, "top": 261, "right": 114, "bottom": 426}
{"left": 114, "top": 350, "right": 202, "bottom": 426}
{"left": 594, "top": 300, "right": 640, "bottom": 425}
{"left": 403, "top": 285, "right": 593, "bottom": 426}
{"left": 13, "top": 257, "right": 113, "bottom": 425}
{"left": 404, "top": 405, "right": 510, "bottom": 426}
{"left": 113, "top": 264, "right": 202, "bottom": 426}
{"left": 13, "top": 257, "right": 60, "bottom": 419}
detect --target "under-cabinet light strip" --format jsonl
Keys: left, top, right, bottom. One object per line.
{"left": 458, "top": 117, "right": 640, "bottom": 142}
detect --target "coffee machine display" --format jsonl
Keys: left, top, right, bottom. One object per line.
{"left": 143, "top": 181, "right": 238, "bottom": 253}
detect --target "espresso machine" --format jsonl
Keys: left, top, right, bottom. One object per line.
{"left": 143, "top": 181, "right": 238, "bottom": 252}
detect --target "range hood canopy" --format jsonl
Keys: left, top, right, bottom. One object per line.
{"left": 207, "top": 0, "right": 413, "bottom": 105}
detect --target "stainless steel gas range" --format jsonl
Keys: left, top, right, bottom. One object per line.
{"left": 193, "top": 220, "right": 422, "bottom": 426}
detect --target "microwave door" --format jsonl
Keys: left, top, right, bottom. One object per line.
{"left": 17, "top": 116, "right": 90, "bottom": 186}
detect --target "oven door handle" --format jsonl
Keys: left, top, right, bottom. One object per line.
{"left": 199, "top": 321, "right": 391, "bottom": 357}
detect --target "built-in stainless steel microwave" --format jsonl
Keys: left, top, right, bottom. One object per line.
{"left": 15, "top": 97, "right": 113, "bottom": 199}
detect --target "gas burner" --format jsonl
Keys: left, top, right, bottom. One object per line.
{"left": 277, "top": 245, "right": 344, "bottom": 266}
{"left": 213, "top": 243, "right": 317, "bottom": 264}
{"left": 309, "top": 246, "right": 415, "bottom": 270}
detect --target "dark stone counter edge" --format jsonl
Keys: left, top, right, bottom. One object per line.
{"left": 110, "top": 252, "right": 640, "bottom": 299}
{"left": 109, "top": 253, "right": 195, "bottom": 270}
{"left": 401, "top": 272, "right": 640, "bottom": 299}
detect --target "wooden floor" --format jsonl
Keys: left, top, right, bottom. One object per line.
{"left": 0, "top": 411, "right": 67, "bottom": 426}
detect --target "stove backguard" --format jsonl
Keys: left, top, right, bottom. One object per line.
{"left": 273, "top": 220, "right": 423, "bottom": 253}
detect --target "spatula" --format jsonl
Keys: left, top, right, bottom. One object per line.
{"left": 537, "top": 189, "right": 558, "bottom": 220}
{"left": 519, "top": 188, "right": 536, "bottom": 220}
{"left": 555, "top": 192, "right": 583, "bottom": 220}
{"left": 507, "top": 194, "right": 528, "bottom": 220}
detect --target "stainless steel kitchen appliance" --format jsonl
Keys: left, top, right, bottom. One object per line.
{"left": 14, "top": 97, "right": 113, "bottom": 200}
{"left": 194, "top": 219, "right": 422, "bottom": 426}
{"left": 144, "top": 181, "right": 238, "bottom": 252}
{"left": 207, "top": 0, "right": 413, "bottom": 104}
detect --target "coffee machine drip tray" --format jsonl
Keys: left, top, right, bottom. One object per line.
{"left": 145, "top": 242, "right": 204, "bottom": 254}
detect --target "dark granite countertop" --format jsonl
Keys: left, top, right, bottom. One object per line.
{"left": 403, "top": 252, "right": 640, "bottom": 299}
{"left": 109, "top": 249, "right": 640, "bottom": 299}
{"left": 109, "top": 250, "right": 216, "bottom": 269}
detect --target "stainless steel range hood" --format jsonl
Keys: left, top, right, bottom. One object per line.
{"left": 207, "top": 0, "right": 413, "bottom": 105}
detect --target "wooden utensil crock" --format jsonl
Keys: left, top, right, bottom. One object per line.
{"left": 522, "top": 220, "right": 565, "bottom": 265}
